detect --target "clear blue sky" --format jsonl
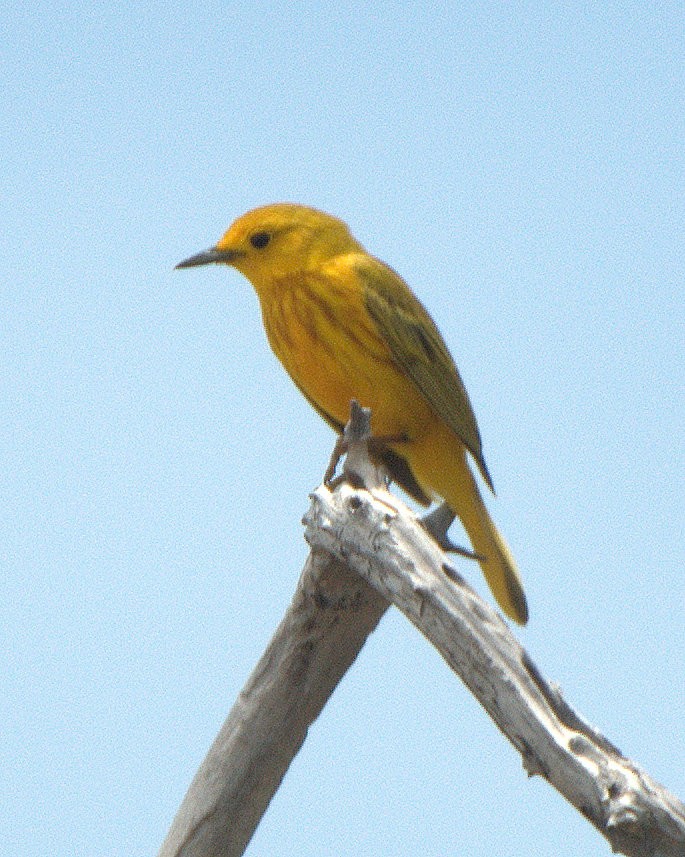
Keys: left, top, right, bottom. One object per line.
{"left": 3, "top": 3, "right": 684, "bottom": 855}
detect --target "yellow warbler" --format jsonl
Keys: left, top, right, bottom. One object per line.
{"left": 177, "top": 204, "right": 528, "bottom": 624}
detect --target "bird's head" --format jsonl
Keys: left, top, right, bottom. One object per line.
{"left": 176, "top": 203, "right": 364, "bottom": 293}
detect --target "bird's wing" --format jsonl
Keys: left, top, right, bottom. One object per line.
{"left": 358, "top": 255, "right": 494, "bottom": 492}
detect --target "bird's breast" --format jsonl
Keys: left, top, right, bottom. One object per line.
{"left": 259, "top": 274, "right": 433, "bottom": 438}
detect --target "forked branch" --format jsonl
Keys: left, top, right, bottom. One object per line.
{"left": 159, "top": 404, "right": 685, "bottom": 857}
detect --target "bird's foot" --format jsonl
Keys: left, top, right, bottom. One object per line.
{"left": 421, "top": 502, "right": 484, "bottom": 561}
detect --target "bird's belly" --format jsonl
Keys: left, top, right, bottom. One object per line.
{"left": 299, "top": 348, "right": 407, "bottom": 433}
{"left": 262, "top": 290, "right": 433, "bottom": 439}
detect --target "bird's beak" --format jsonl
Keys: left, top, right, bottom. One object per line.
{"left": 175, "top": 246, "right": 240, "bottom": 269}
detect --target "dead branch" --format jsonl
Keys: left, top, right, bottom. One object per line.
{"left": 157, "top": 550, "right": 387, "bottom": 857}
{"left": 159, "top": 404, "right": 685, "bottom": 857}
{"left": 303, "top": 481, "right": 685, "bottom": 857}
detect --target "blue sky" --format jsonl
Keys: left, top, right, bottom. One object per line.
{"left": 3, "top": 3, "right": 684, "bottom": 855}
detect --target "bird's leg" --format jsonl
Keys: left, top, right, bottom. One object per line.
{"left": 323, "top": 435, "right": 347, "bottom": 485}
{"left": 422, "top": 501, "right": 484, "bottom": 561}
{"left": 325, "top": 411, "right": 482, "bottom": 571}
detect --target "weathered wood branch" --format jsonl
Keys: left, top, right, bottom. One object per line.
{"left": 159, "top": 406, "right": 685, "bottom": 857}
{"left": 304, "top": 482, "right": 685, "bottom": 857}
{"left": 157, "top": 549, "right": 388, "bottom": 857}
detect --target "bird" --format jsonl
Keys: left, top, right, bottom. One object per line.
{"left": 176, "top": 203, "right": 528, "bottom": 624}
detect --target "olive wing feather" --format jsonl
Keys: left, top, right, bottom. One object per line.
{"left": 358, "top": 257, "right": 494, "bottom": 492}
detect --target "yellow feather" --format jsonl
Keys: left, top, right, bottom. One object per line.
{"left": 177, "top": 203, "right": 528, "bottom": 624}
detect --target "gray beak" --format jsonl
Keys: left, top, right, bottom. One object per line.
{"left": 175, "top": 247, "right": 239, "bottom": 269}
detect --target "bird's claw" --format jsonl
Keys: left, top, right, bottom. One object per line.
{"left": 323, "top": 435, "right": 347, "bottom": 486}
{"left": 421, "top": 501, "right": 484, "bottom": 561}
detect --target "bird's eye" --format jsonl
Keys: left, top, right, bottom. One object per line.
{"left": 249, "top": 231, "right": 271, "bottom": 249}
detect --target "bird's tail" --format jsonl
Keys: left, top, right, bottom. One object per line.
{"left": 411, "top": 433, "right": 528, "bottom": 624}
{"left": 453, "top": 471, "right": 529, "bottom": 625}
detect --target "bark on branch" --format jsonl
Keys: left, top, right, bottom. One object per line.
{"left": 303, "top": 483, "right": 685, "bottom": 857}
{"left": 158, "top": 409, "right": 685, "bottom": 857}
{"left": 157, "top": 549, "right": 388, "bottom": 857}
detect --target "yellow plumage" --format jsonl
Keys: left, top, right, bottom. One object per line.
{"left": 177, "top": 203, "right": 528, "bottom": 624}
